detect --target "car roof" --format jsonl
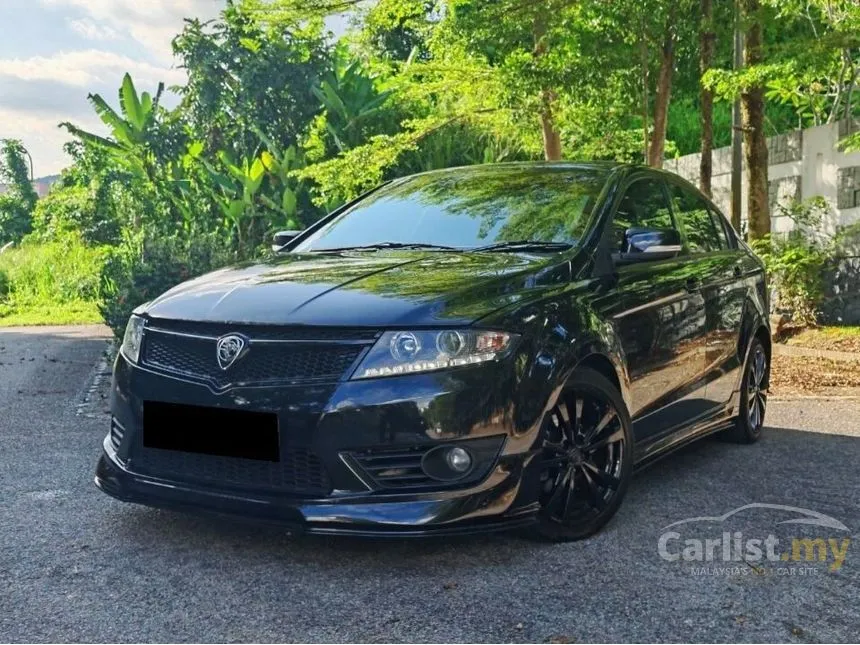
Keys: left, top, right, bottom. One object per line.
{"left": 387, "top": 161, "right": 704, "bottom": 201}
{"left": 405, "top": 161, "right": 628, "bottom": 179}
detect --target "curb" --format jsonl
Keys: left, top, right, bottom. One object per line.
{"left": 772, "top": 343, "right": 860, "bottom": 362}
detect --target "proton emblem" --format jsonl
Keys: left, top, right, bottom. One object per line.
{"left": 216, "top": 334, "right": 249, "bottom": 371}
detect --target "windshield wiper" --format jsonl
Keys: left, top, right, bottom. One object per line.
{"left": 314, "top": 242, "right": 461, "bottom": 253}
{"left": 472, "top": 240, "right": 574, "bottom": 253}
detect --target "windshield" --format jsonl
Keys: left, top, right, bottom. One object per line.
{"left": 294, "top": 166, "right": 608, "bottom": 252}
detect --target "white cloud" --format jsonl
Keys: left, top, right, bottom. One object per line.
{"left": 68, "top": 17, "right": 119, "bottom": 41}
{"left": 42, "top": 0, "right": 223, "bottom": 63}
{"left": 0, "top": 48, "right": 183, "bottom": 176}
{"left": 3, "top": 0, "right": 222, "bottom": 175}
{"left": 0, "top": 49, "right": 185, "bottom": 87}
{"left": 0, "top": 107, "right": 101, "bottom": 177}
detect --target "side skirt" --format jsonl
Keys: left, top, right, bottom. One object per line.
{"left": 632, "top": 406, "right": 736, "bottom": 473}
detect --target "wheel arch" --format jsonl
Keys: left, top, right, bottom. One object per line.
{"left": 576, "top": 353, "right": 622, "bottom": 392}
{"left": 735, "top": 309, "right": 772, "bottom": 396}
{"left": 569, "top": 340, "right": 631, "bottom": 411}
{"left": 754, "top": 325, "right": 771, "bottom": 360}
{"left": 738, "top": 311, "right": 771, "bottom": 367}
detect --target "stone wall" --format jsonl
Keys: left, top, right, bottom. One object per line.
{"left": 822, "top": 256, "right": 860, "bottom": 324}
{"left": 664, "top": 118, "right": 860, "bottom": 238}
{"left": 665, "top": 118, "right": 860, "bottom": 323}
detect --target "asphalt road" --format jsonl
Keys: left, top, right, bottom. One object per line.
{"left": 2, "top": 325, "right": 859, "bottom": 643}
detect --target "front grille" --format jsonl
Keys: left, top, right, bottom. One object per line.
{"left": 141, "top": 324, "right": 373, "bottom": 388}
{"left": 133, "top": 445, "right": 332, "bottom": 496}
{"left": 146, "top": 319, "right": 379, "bottom": 342}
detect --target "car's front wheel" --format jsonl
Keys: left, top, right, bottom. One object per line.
{"left": 530, "top": 367, "right": 633, "bottom": 541}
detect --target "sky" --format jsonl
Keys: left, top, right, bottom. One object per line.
{"left": 0, "top": 0, "right": 349, "bottom": 178}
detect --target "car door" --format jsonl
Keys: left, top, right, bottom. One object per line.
{"left": 668, "top": 181, "right": 747, "bottom": 411}
{"left": 595, "top": 175, "right": 710, "bottom": 444}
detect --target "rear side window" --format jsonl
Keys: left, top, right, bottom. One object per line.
{"left": 669, "top": 183, "right": 724, "bottom": 253}
{"left": 709, "top": 207, "right": 735, "bottom": 248}
{"left": 612, "top": 178, "right": 675, "bottom": 251}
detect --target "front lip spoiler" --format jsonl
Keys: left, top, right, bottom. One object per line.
{"left": 95, "top": 453, "right": 538, "bottom": 538}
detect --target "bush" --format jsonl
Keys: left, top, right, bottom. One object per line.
{"left": 99, "top": 233, "right": 233, "bottom": 337}
{"left": 752, "top": 235, "right": 828, "bottom": 326}
{"left": 31, "top": 185, "right": 122, "bottom": 246}
{"left": 751, "top": 197, "right": 860, "bottom": 327}
{"left": 0, "top": 266, "right": 9, "bottom": 299}
{"left": 0, "top": 233, "right": 108, "bottom": 309}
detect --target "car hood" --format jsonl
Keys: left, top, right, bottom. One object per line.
{"left": 142, "top": 250, "right": 570, "bottom": 327}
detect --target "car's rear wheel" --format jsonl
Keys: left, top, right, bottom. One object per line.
{"left": 530, "top": 368, "right": 633, "bottom": 541}
{"left": 724, "top": 336, "right": 769, "bottom": 444}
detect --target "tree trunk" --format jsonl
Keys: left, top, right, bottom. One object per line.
{"left": 533, "top": 14, "right": 562, "bottom": 161}
{"left": 640, "top": 27, "right": 650, "bottom": 164}
{"left": 699, "top": 0, "right": 715, "bottom": 197}
{"left": 741, "top": 0, "right": 770, "bottom": 240}
{"left": 842, "top": 49, "right": 857, "bottom": 120}
{"left": 647, "top": 19, "right": 675, "bottom": 168}
{"left": 539, "top": 90, "right": 563, "bottom": 161}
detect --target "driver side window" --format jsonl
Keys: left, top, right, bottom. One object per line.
{"left": 612, "top": 178, "right": 677, "bottom": 252}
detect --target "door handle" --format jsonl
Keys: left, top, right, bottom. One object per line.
{"left": 685, "top": 277, "right": 700, "bottom": 291}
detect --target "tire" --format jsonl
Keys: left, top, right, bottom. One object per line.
{"left": 724, "top": 336, "right": 769, "bottom": 444}
{"left": 528, "top": 367, "right": 634, "bottom": 542}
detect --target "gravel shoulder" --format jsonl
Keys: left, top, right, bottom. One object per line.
{"left": 1, "top": 326, "right": 859, "bottom": 643}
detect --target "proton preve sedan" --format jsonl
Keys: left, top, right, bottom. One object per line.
{"left": 96, "top": 162, "right": 770, "bottom": 540}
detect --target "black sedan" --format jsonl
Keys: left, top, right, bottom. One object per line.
{"left": 96, "top": 162, "right": 770, "bottom": 540}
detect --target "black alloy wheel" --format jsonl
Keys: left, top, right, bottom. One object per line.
{"left": 532, "top": 367, "right": 633, "bottom": 541}
{"left": 725, "top": 337, "right": 769, "bottom": 443}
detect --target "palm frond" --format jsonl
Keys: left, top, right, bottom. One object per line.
{"left": 119, "top": 74, "right": 144, "bottom": 131}
{"left": 58, "top": 121, "right": 122, "bottom": 151}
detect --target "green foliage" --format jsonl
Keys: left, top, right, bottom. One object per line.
{"left": 705, "top": 0, "right": 860, "bottom": 129}
{"left": 98, "top": 233, "right": 232, "bottom": 337}
{"left": 0, "top": 139, "right": 37, "bottom": 244}
{"left": 172, "top": 3, "right": 329, "bottom": 159}
{"left": 312, "top": 46, "right": 396, "bottom": 153}
{"left": 751, "top": 197, "right": 860, "bottom": 326}
{"left": 0, "top": 267, "right": 9, "bottom": 299}
{"left": 667, "top": 99, "right": 733, "bottom": 155}
{"left": 61, "top": 74, "right": 165, "bottom": 179}
{"left": 703, "top": 64, "right": 789, "bottom": 101}
{"left": 299, "top": 131, "right": 418, "bottom": 208}
{"left": 840, "top": 130, "right": 860, "bottom": 152}
{"left": 357, "top": 0, "right": 438, "bottom": 61}
{"left": 752, "top": 234, "right": 828, "bottom": 326}
{"left": 0, "top": 234, "right": 109, "bottom": 323}
{"left": 20, "top": 0, "right": 860, "bottom": 330}
{"left": 32, "top": 185, "right": 121, "bottom": 245}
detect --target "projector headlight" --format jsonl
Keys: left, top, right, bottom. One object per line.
{"left": 352, "top": 329, "right": 518, "bottom": 379}
{"left": 120, "top": 314, "right": 145, "bottom": 364}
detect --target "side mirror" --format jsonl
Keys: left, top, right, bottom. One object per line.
{"left": 617, "top": 227, "right": 682, "bottom": 263}
{"left": 272, "top": 230, "right": 303, "bottom": 252}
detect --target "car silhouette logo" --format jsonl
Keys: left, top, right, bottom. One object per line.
{"left": 216, "top": 334, "right": 248, "bottom": 370}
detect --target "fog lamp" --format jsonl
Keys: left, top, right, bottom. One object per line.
{"left": 445, "top": 446, "right": 472, "bottom": 473}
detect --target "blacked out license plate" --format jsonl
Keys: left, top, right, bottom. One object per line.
{"left": 143, "top": 401, "right": 280, "bottom": 462}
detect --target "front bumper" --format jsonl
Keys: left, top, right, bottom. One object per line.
{"left": 95, "top": 450, "right": 539, "bottom": 536}
{"left": 98, "top": 348, "right": 557, "bottom": 536}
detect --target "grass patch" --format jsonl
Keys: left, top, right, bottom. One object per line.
{"left": 0, "top": 301, "right": 102, "bottom": 326}
{"left": 784, "top": 326, "right": 860, "bottom": 353}
{"left": 0, "top": 234, "right": 107, "bottom": 327}
{"left": 816, "top": 326, "right": 860, "bottom": 337}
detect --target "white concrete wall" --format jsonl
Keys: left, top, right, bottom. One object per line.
{"left": 664, "top": 118, "right": 860, "bottom": 238}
